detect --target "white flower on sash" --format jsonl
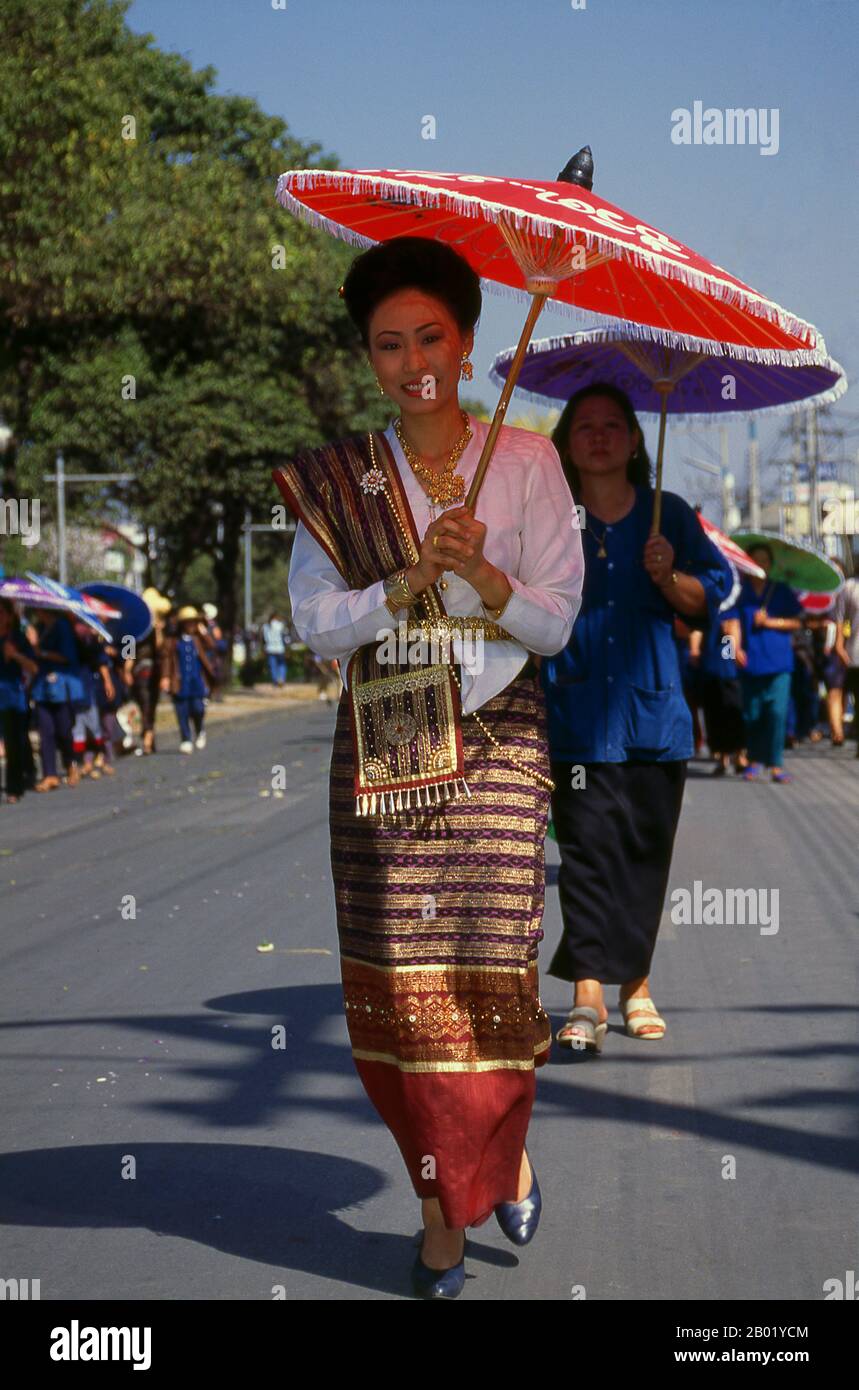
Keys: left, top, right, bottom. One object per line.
{"left": 360, "top": 467, "right": 386, "bottom": 495}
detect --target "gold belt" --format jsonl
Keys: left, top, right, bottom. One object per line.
{"left": 396, "top": 616, "right": 514, "bottom": 642}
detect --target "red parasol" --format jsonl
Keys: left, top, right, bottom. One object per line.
{"left": 799, "top": 591, "right": 837, "bottom": 613}
{"left": 80, "top": 594, "right": 122, "bottom": 620}
{"left": 277, "top": 152, "right": 825, "bottom": 507}
{"left": 697, "top": 515, "right": 766, "bottom": 578}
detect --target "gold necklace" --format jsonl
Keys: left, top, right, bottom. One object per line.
{"left": 366, "top": 430, "right": 554, "bottom": 797}
{"left": 588, "top": 520, "right": 609, "bottom": 559}
{"left": 394, "top": 411, "right": 472, "bottom": 505}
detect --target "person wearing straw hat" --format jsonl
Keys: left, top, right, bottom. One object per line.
{"left": 128, "top": 587, "right": 171, "bottom": 755}
{"left": 160, "top": 607, "right": 216, "bottom": 754}
{"left": 200, "top": 602, "right": 227, "bottom": 702}
{"left": 541, "top": 383, "right": 731, "bottom": 1051}
{"left": 275, "top": 236, "right": 583, "bottom": 1298}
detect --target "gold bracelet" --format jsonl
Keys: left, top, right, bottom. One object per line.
{"left": 383, "top": 568, "right": 420, "bottom": 613}
{"left": 483, "top": 588, "right": 513, "bottom": 621}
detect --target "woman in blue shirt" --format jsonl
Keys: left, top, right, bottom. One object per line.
{"left": 734, "top": 546, "right": 802, "bottom": 783}
{"left": 542, "top": 384, "right": 730, "bottom": 1050}
{"left": 29, "top": 609, "right": 84, "bottom": 790}
{"left": 0, "top": 598, "right": 38, "bottom": 802}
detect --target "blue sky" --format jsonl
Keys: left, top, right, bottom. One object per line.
{"left": 127, "top": 0, "right": 858, "bottom": 506}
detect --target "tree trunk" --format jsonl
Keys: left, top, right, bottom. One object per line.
{"left": 2, "top": 350, "right": 34, "bottom": 498}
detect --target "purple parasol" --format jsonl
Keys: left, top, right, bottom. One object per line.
{"left": 22, "top": 572, "right": 114, "bottom": 641}
{"left": 490, "top": 329, "right": 846, "bottom": 421}
{"left": 0, "top": 578, "right": 58, "bottom": 606}
{"left": 490, "top": 327, "right": 846, "bottom": 532}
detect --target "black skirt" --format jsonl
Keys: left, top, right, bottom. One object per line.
{"left": 699, "top": 674, "right": 745, "bottom": 754}
{"left": 548, "top": 760, "right": 686, "bottom": 984}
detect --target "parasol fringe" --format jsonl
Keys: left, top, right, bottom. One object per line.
{"left": 489, "top": 367, "right": 848, "bottom": 423}
{"left": 487, "top": 320, "right": 835, "bottom": 371}
{"left": 276, "top": 170, "right": 824, "bottom": 353}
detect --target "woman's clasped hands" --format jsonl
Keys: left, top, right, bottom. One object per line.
{"left": 415, "top": 506, "right": 489, "bottom": 587}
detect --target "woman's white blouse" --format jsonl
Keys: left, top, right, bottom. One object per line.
{"left": 287, "top": 415, "right": 584, "bottom": 713}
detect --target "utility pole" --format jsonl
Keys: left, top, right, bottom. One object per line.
{"left": 807, "top": 406, "right": 819, "bottom": 545}
{"left": 56, "top": 452, "right": 67, "bottom": 584}
{"left": 790, "top": 414, "right": 802, "bottom": 536}
{"left": 243, "top": 508, "right": 252, "bottom": 634}
{"left": 719, "top": 427, "right": 728, "bottom": 527}
{"left": 748, "top": 421, "right": 761, "bottom": 529}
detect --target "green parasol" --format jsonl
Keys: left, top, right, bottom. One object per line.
{"left": 729, "top": 530, "right": 841, "bottom": 593}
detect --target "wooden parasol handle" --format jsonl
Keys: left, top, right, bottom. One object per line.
{"left": 650, "top": 382, "right": 673, "bottom": 535}
{"left": 465, "top": 290, "right": 549, "bottom": 512}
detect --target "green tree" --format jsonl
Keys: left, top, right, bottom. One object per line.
{"left": 1, "top": 0, "right": 387, "bottom": 636}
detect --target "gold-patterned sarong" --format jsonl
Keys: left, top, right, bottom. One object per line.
{"left": 330, "top": 665, "right": 552, "bottom": 1229}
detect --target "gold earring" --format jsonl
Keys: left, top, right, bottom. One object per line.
{"left": 375, "top": 376, "right": 385, "bottom": 395}
{"left": 460, "top": 353, "right": 473, "bottom": 382}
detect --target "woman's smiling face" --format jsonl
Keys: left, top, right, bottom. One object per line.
{"left": 367, "top": 288, "right": 473, "bottom": 416}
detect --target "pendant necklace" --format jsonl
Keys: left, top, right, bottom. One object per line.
{"left": 589, "top": 520, "right": 609, "bottom": 559}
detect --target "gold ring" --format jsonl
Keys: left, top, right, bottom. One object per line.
{"left": 432, "top": 534, "right": 439, "bottom": 549}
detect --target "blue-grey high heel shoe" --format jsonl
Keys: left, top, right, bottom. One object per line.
{"left": 411, "top": 1232, "right": 467, "bottom": 1299}
{"left": 494, "top": 1155, "right": 542, "bottom": 1246}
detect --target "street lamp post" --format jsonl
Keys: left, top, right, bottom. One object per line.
{"left": 242, "top": 511, "right": 296, "bottom": 633}
{"left": 43, "top": 454, "right": 134, "bottom": 585}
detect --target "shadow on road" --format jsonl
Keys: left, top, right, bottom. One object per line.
{"left": 0, "top": 1141, "right": 425, "bottom": 1297}
{"left": 2, "top": 982, "right": 857, "bottom": 1297}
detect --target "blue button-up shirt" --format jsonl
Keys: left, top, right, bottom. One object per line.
{"left": 736, "top": 577, "right": 802, "bottom": 676}
{"left": 700, "top": 601, "right": 739, "bottom": 679}
{"left": 30, "top": 615, "right": 85, "bottom": 705}
{"left": 176, "top": 634, "right": 207, "bottom": 697}
{"left": 541, "top": 487, "right": 731, "bottom": 762}
{"left": 0, "top": 628, "right": 35, "bottom": 713}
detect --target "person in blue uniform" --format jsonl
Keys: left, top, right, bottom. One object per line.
{"left": 160, "top": 607, "right": 216, "bottom": 753}
{"left": 71, "top": 623, "right": 110, "bottom": 776}
{"left": 0, "top": 598, "right": 39, "bottom": 803}
{"left": 734, "top": 545, "right": 802, "bottom": 783}
{"left": 689, "top": 597, "right": 747, "bottom": 774}
{"left": 541, "top": 383, "right": 731, "bottom": 1049}
{"left": 29, "top": 609, "right": 85, "bottom": 791}
{"left": 92, "top": 642, "right": 124, "bottom": 774}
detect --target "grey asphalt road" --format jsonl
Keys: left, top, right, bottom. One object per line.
{"left": 1, "top": 704, "right": 857, "bottom": 1301}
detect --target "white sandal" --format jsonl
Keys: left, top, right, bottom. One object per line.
{"left": 620, "top": 996, "right": 666, "bottom": 1039}
{"left": 556, "top": 1005, "right": 608, "bottom": 1053}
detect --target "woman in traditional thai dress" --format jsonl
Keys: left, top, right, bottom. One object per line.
{"left": 274, "top": 237, "right": 583, "bottom": 1298}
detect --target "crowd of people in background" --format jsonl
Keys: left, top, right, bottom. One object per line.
{"left": 678, "top": 551, "right": 859, "bottom": 781}
{"left": 0, "top": 590, "right": 230, "bottom": 803}
{"left": 3, "top": 558, "right": 853, "bottom": 807}
{"left": 0, "top": 589, "right": 345, "bottom": 805}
